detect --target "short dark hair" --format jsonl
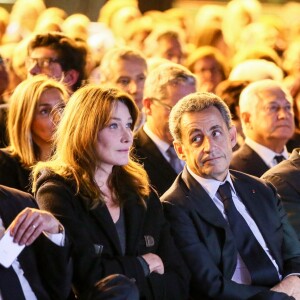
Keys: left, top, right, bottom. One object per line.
{"left": 28, "top": 32, "right": 87, "bottom": 90}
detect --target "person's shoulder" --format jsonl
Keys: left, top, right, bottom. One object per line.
{"left": 230, "top": 169, "right": 276, "bottom": 193}
{"left": 35, "top": 168, "right": 74, "bottom": 193}
{"left": 0, "top": 184, "right": 35, "bottom": 207}
{"left": 160, "top": 174, "right": 186, "bottom": 204}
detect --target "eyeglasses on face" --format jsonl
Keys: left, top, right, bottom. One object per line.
{"left": 26, "top": 57, "right": 62, "bottom": 69}
{"left": 150, "top": 98, "right": 173, "bottom": 111}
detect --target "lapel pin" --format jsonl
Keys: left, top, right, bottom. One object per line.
{"left": 252, "top": 189, "right": 256, "bottom": 194}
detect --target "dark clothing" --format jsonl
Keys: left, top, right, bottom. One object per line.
{"left": 286, "top": 130, "right": 300, "bottom": 153}
{"left": 35, "top": 170, "right": 189, "bottom": 300}
{"left": 161, "top": 167, "right": 300, "bottom": 300}
{"left": 262, "top": 148, "right": 300, "bottom": 239}
{"left": 87, "top": 274, "right": 139, "bottom": 300}
{"left": 133, "top": 128, "right": 177, "bottom": 196}
{"left": 0, "top": 149, "right": 31, "bottom": 192}
{"left": 230, "top": 143, "right": 269, "bottom": 177}
{"left": 0, "top": 104, "right": 8, "bottom": 148}
{"left": 0, "top": 185, "right": 72, "bottom": 300}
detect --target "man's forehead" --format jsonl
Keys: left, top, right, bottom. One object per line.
{"left": 180, "top": 108, "right": 225, "bottom": 130}
{"left": 257, "top": 87, "right": 292, "bottom": 104}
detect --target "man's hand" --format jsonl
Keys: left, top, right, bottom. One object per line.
{"left": 141, "top": 253, "right": 164, "bottom": 274}
{"left": 9, "top": 207, "right": 62, "bottom": 246}
{"left": 271, "top": 276, "right": 300, "bottom": 300}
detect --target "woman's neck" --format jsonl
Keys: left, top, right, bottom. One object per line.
{"left": 38, "top": 144, "right": 53, "bottom": 162}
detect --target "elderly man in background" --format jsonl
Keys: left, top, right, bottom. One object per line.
{"left": 230, "top": 79, "right": 295, "bottom": 177}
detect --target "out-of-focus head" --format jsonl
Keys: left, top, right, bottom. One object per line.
{"left": 8, "top": 74, "right": 68, "bottom": 166}
{"left": 99, "top": 46, "right": 147, "bottom": 110}
{"left": 186, "top": 46, "right": 228, "bottom": 93}
{"left": 27, "top": 32, "right": 87, "bottom": 91}
{"left": 229, "top": 59, "right": 283, "bottom": 82}
{"left": 144, "top": 27, "right": 184, "bottom": 65}
{"left": 143, "top": 62, "right": 197, "bottom": 143}
{"left": 62, "top": 14, "right": 91, "bottom": 41}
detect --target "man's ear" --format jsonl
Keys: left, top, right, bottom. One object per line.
{"left": 63, "top": 69, "right": 80, "bottom": 89}
{"left": 143, "top": 98, "right": 153, "bottom": 115}
{"left": 229, "top": 126, "right": 237, "bottom": 149}
{"left": 240, "top": 112, "right": 251, "bottom": 129}
{"left": 174, "top": 141, "right": 186, "bottom": 161}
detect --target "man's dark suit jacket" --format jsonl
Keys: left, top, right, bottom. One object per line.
{"left": 262, "top": 148, "right": 300, "bottom": 239}
{"left": 35, "top": 170, "right": 189, "bottom": 300}
{"left": 133, "top": 128, "right": 177, "bottom": 196}
{"left": 162, "top": 167, "right": 300, "bottom": 300}
{"left": 0, "top": 185, "right": 71, "bottom": 300}
{"left": 0, "top": 149, "right": 31, "bottom": 193}
{"left": 230, "top": 143, "right": 269, "bottom": 177}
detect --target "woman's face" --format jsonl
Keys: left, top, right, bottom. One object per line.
{"left": 31, "top": 87, "right": 64, "bottom": 148}
{"left": 96, "top": 101, "right": 133, "bottom": 173}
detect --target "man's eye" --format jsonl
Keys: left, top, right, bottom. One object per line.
{"left": 137, "top": 75, "right": 146, "bottom": 82}
{"left": 192, "top": 136, "right": 202, "bottom": 143}
{"left": 212, "top": 130, "right": 221, "bottom": 137}
{"left": 117, "top": 78, "right": 130, "bottom": 86}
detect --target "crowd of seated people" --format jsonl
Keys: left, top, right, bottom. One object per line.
{"left": 1, "top": 0, "right": 300, "bottom": 299}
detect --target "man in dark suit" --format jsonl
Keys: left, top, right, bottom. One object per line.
{"left": 162, "top": 92, "right": 300, "bottom": 299}
{"left": 0, "top": 184, "right": 71, "bottom": 299}
{"left": 230, "top": 79, "right": 295, "bottom": 177}
{"left": 134, "top": 62, "right": 196, "bottom": 195}
{"left": 262, "top": 148, "right": 300, "bottom": 239}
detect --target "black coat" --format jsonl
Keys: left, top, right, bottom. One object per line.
{"left": 35, "top": 170, "right": 189, "bottom": 300}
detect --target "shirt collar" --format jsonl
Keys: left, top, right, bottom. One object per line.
{"left": 245, "top": 137, "right": 289, "bottom": 167}
{"left": 186, "top": 165, "right": 236, "bottom": 199}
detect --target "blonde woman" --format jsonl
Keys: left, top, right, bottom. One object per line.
{"left": 32, "top": 86, "right": 189, "bottom": 300}
{"left": 0, "top": 74, "right": 68, "bottom": 192}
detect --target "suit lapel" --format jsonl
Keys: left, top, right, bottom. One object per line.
{"left": 90, "top": 204, "right": 122, "bottom": 254}
{"left": 182, "top": 168, "right": 227, "bottom": 229}
{"left": 135, "top": 129, "right": 177, "bottom": 176}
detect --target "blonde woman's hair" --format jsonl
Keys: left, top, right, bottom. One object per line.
{"left": 7, "top": 74, "right": 68, "bottom": 167}
{"left": 32, "top": 85, "right": 150, "bottom": 209}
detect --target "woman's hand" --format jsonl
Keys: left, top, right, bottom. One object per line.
{"left": 141, "top": 253, "right": 164, "bottom": 274}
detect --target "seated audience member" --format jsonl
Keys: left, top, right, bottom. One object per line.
{"left": 32, "top": 86, "right": 189, "bottom": 300}
{"left": 162, "top": 91, "right": 300, "bottom": 299}
{"left": 185, "top": 46, "right": 228, "bottom": 93}
{"left": 144, "top": 27, "right": 184, "bottom": 65}
{"left": 0, "top": 75, "right": 68, "bottom": 192}
{"left": 26, "top": 31, "right": 87, "bottom": 93}
{"left": 262, "top": 148, "right": 300, "bottom": 239}
{"left": 215, "top": 79, "right": 249, "bottom": 150}
{"left": 99, "top": 46, "right": 147, "bottom": 130}
{"left": 134, "top": 62, "right": 196, "bottom": 196}
{"left": 229, "top": 59, "right": 283, "bottom": 82}
{"left": 230, "top": 79, "right": 295, "bottom": 177}
{"left": 0, "top": 184, "right": 70, "bottom": 299}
